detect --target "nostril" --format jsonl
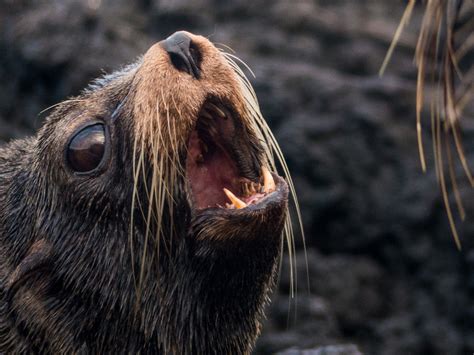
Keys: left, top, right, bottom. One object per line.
{"left": 169, "top": 52, "right": 190, "bottom": 74}
{"left": 161, "top": 31, "right": 201, "bottom": 79}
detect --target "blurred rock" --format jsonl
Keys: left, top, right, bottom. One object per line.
{"left": 277, "top": 344, "right": 362, "bottom": 355}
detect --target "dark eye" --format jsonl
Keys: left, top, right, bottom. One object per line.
{"left": 67, "top": 124, "right": 106, "bottom": 173}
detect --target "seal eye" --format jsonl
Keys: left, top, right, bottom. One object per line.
{"left": 67, "top": 124, "right": 106, "bottom": 173}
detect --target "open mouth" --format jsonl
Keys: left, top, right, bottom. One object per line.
{"left": 185, "top": 99, "right": 278, "bottom": 211}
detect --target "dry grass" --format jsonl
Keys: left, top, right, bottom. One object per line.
{"left": 381, "top": 0, "right": 474, "bottom": 248}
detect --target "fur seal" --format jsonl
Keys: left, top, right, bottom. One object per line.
{"left": 0, "top": 31, "right": 297, "bottom": 354}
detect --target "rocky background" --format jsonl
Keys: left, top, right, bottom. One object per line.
{"left": 1, "top": 1, "right": 473, "bottom": 354}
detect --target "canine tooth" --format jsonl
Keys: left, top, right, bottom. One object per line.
{"left": 242, "top": 183, "right": 249, "bottom": 196}
{"left": 248, "top": 183, "right": 254, "bottom": 196}
{"left": 209, "top": 103, "right": 226, "bottom": 119}
{"left": 223, "top": 188, "right": 247, "bottom": 209}
{"left": 262, "top": 166, "right": 276, "bottom": 193}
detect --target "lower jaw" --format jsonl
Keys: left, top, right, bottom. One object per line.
{"left": 188, "top": 174, "right": 289, "bottom": 243}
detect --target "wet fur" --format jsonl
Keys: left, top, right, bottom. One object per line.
{"left": 0, "top": 33, "right": 290, "bottom": 354}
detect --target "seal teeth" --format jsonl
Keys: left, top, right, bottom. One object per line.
{"left": 246, "top": 182, "right": 255, "bottom": 197}
{"left": 262, "top": 166, "right": 276, "bottom": 193}
{"left": 252, "top": 183, "right": 259, "bottom": 193}
{"left": 242, "top": 183, "right": 249, "bottom": 196}
{"left": 223, "top": 188, "right": 247, "bottom": 209}
{"left": 208, "top": 103, "right": 227, "bottom": 119}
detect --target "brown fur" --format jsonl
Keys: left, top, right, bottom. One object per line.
{"left": 0, "top": 32, "right": 292, "bottom": 354}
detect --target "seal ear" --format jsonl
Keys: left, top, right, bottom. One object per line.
{"left": 6, "top": 239, "right": 53, "bottom": 299}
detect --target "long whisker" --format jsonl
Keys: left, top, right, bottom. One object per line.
{"left": 381, "top": 0, "right": 474, "bottom": 248}
{"left": 222, "top": 52, "right": 309, "bottom": 304}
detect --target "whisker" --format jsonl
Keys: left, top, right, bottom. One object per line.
{"left": 381, "top": 0, "right": 474, "bottom": 247}
{"left": 222, "top": 51, "right": 309, "bottom": 303}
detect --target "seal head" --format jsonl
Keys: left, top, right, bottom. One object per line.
{"left": 0, "top": 31, "right": 292, "bottom": 354}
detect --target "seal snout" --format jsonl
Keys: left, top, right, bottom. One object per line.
{"left": 161, "top": 31, "right": 201, "bottom": 79}
{"left": 134, "top": 31, "right": 290, "bottom": 242}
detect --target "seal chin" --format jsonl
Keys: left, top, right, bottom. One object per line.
{"left": 185, "top": 98, "right": 289, "bottom": 221}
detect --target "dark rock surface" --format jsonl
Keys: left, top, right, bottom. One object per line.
{"left": 277, "top": 344, "right": 362, "bottom": 355}
{"left": 1, "top": 1, "right": 473, "bottom": 354}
